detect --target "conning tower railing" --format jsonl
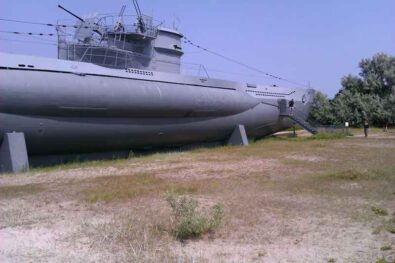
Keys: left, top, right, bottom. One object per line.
{"left": 56, "top": 14, "right": 158, "bottom": 69}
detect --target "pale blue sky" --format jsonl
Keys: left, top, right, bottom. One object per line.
{"left": 0, "top": 0, "right": 394, "bottom": 97}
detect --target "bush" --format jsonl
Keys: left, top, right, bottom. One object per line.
{"left": 371, "top": 206, "right": 389, "bottom": 216}
{"left": 386, "top": 226, "right": 395, "bottom": 234}
{"left": 165, "top": 193, "right": 223, "bottom": 240}
{"left": 380, "top": 245, "right": 391, "bottom": 251}
{"left": 325, "top": 169, "right": 368, "bottom": 180}
{"left": 375, "top": 258, "right": 387, "bottom": 263}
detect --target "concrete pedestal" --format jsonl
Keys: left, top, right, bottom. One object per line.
{"left": 227, "top": 125, "right": 248, "bottom": 146}
{"left": 0, "top": 133, "right": 29, "bottom": 173}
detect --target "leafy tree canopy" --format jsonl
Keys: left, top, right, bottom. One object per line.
{"left": 309, "top": 53, "right": 395, "bottom": 127}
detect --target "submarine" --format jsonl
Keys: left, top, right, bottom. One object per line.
{"left": 0, "top": 2, "right": 316, "bottom": 172}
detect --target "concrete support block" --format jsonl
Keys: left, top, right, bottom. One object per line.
{"left": 0, "top": 132, "right": 29, "bottom": 173}
{"left": 227, "top": 125, "right": 248, "bottom": 146}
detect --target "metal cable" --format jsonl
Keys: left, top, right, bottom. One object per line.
{"left": 0, "top": 18, "right": 92, "bottom": 29}
{"left": 183, "top": 36, "right": 307, "bottom": 87}
{"left": 0, "top": 30, "right": 55, "bottom": 36}
{"left": 0, "top": 18, "right": 310, "bottom": 88}
{"left": 0, "top": 37, "right": 57, "bottom": 46}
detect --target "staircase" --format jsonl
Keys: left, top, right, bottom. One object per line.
{"left": 278, "top": 99, "right": 318, "bottom": 134}
{"left": 281, "top": 113, "right": 318, "bottom": 134}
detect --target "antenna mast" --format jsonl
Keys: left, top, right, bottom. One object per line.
{"left": 58, "top": 5, "right": 84, "bottom": 22}
{"left": 57, "top": 5, "right": 102, "bottom": 36}
{"left": 132, "top": 0, "right": 145, "bottom": 33}
{"left": 114, "top": 5, "right": 126, "bottom": 32}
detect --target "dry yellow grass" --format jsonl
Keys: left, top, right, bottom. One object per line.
{"left": 0, "top": 129, "right": 394, "bottom": 262}
{"left": 0, "top": 183, "right": 44, "bottom": 199}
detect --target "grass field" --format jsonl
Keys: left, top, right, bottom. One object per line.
{"left": 0, "top": 129, "right": 394, "bottom": 262}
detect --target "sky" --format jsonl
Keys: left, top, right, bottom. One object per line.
{"left": 0, "top": 0, "right": 394, "bottom": 97}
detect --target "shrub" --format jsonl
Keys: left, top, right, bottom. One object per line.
{"left": 375, "top": 258, "right": 387, "bottom": 263}
{"left": 327, "top": 169, "right": 365, "bottom": 180}
{"left": 165, "top": 193, "right": 223, "bottom": 240}
{"left": 380, "top": 245, "right": 391, "bottom": 251}
{"left": 371, "top": 206, "right": 389, "bottom": 216}
{"left": 325, "top": 167, "right": 394, "bottom": 181}
{"left": 386, "top": 226, "right": 395, "bottom": 234}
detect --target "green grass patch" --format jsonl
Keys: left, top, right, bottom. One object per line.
{"left": 371, "top": 206, "right": 389, "bottom": 216}
{"left": 372, "top": 217, "right": 395, "bottom": 235}
{"left": 82, "top": 173, "right": 165, "bottom": 202}
{"left": 325, "top": 169, "right": 366, "bottom": 180}
{"left": 323, "top": 166, "right": 395, "bottom": 181}
{"left": 307, "top": 131, "right": 351, "bottom": 140}
{"left": 165, "top": 193, "right": 224, "bottom": 240}
{"left": 80, "top": 173, "right": 217, "bottom": 202}
{"left": 261, "top": 131, "right": 350, "bottom": 143}
{"left": 284, "top": 124, "right": 304, "bottom": 131}
{"left": 0, "top": 183, "right": 44, "bottom": 199}
{"left": 380, "top": 245, "right": 392, "bottom": 251}
{"left": 381, "top": 217, "right": 395, "bottom": 234}
{"left": 166, "top": 185, "right": 199, "bottom": 195}
{"left": 387, "top": 216, "right": 395, "bottom": 229}
{"left": 31, "top": 160, "right": 110, "bottom": 173}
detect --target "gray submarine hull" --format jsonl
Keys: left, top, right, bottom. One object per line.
{"left": 0, "top": 53, "right": 313, "bottom": 155}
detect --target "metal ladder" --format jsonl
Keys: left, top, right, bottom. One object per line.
{"left": 278, "top": 99, "right": 318, "bottom": 134}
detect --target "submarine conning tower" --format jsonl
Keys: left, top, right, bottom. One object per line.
{"left": 56, "top": 6, "right": 184, "bottom": 74}
{"left": 151, "top": 27, "right": 184, "bottom": 73}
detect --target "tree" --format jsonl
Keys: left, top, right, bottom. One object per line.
{"left": 309, "top": 53, "right": 395, "bottom": 127}
{"left": 359, "top": 53, "right": 395, "bottom": 97}
{"left": 308, "top": 91, "right": 334, "bottom": 125}
{"left": 341, "top": 74, "right": 363, "bottom": 94}
{"left": 383, "top": 95, "right": 395, "bottom": 123}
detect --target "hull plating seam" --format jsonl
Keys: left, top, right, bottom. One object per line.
{"left": 0, "top": 67, "right": 237, "bottom": 91}
{"left": 246, "top": 89, "right": 296, "bottom": 96}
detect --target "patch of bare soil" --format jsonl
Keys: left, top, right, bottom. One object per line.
{"left": 154, "top": 158, "right": 281, "bottom": 180}
{"left": 0, "top": 130, "right": 394, "bottom": 262}
{"left": 286, "top": 155, "right": 325, "bottom": 162}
